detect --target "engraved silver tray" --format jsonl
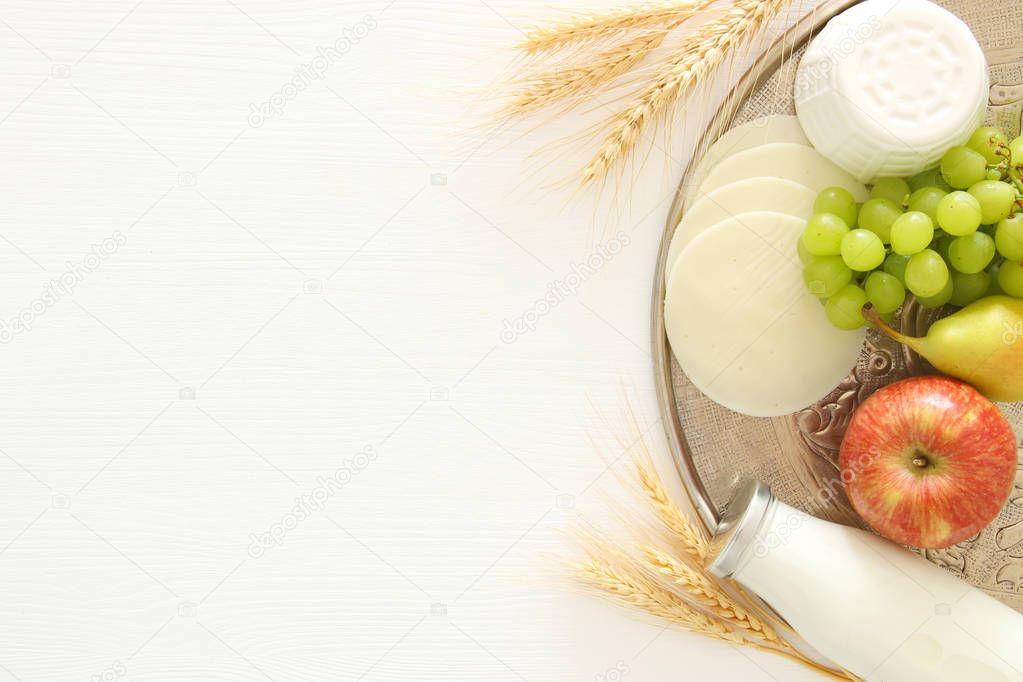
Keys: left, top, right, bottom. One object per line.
{"left": 653, "top": 0, "right": 1023, "bottom": 611}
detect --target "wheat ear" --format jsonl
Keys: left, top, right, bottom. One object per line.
{"left": 577, "top": 552, "right": 860, "bottom": 681}
{"left": 509, "top": 28, "right": 673, "bottom": 117}
{"left": 634, "top": 458, "right": 708, "bottom": 562}
{"left": 582, "top": 0, "right": 787, "bottom": 183}
{"left": 575, "top": 555, "right": 748, "bottom": 645}
{"left": 642, "top": 545, "right": 857, "bottom": 678}
{"left": 634, "top": 455, "right": 804, "bottom": 636}
{"left": 569, "top": 428, "right": 862, "bottom": 680}
{"left": 644, "top": 545, "right": 782, "bottom": 645}
{"left": 520, "top": 0, "right": 713, "bottom": 55}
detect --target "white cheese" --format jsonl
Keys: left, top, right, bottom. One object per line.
{"left": 665, "top": 177, "right": 816, "bottom": 277}
{"left": 795, "top": 0, "right": 988, "bottom": 181}
{"left": 694, "top": 142, "right": 869, "bottom": 204}
{"left": 664, "top": 211, "right": 865, "bottom": 417}
{"left": 687, "top": 115, "right": 810, "bottom": 191}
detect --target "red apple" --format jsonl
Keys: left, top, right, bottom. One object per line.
{"left": 839, "top": 376, "right": 1018, "bottom": 549}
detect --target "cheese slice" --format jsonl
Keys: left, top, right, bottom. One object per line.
{"left": 695, "top": 142, "right": 869, "bottom": 203}
{"left": 665, "top": 177, "right": 816, "bottom": 278}
{"left": 664, "top": 211, "right": 865, "bottom": 417}
{"left": 688, "top": 115, "right": 810, "bottom": 190}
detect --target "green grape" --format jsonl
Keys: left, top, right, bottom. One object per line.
{"left": 797, "top": 235, "right": 814, "bottom": 264}
{"left": 825, "top": 284, "right": 868, "bottom": 330}
{"left": 949, "top": 271, "right": 991, "bottom": 307}
{"left": 803, "top": 256, "right": 853, "bottom": 298}
{"left": 883, "top": 253, "right": 910, "bottom": 282}
{"left": 986, "top": 168, "right": 1003, "bottom": 181}
{"left": 907, "top": 187, "right": 947, "bottom": 223}
{"left": 857, "top": 197, "right": 902, "bottom": 243}
{"left": 940, "top": 145, "right": 988, "bottom": 189}
{"left": 967, "top": 126, "right": 1009, "bottom": 164}
{"left": 871, "top": 177, "right": 911, "bottom": 206}
{"left": 802, "top": 213, "right": 850, "bottom": 256}
{"left": 908, "top": 168, "right": 952, "bottom": 193}
{"left": 904, "top": 249, "right": 950, "bottom": 298}
{"left": 840, "top": 228, "right": 885, "bottom": 271}
{"left": 948, "top": 231, "right": 996, "bottom": 274}
{"left": 1010, "top": 137, "right": 1023, "bottom": 187}
{"left": 1009, "top": 135, "right": 1023, "bottom": 162}
{"left": 999, "top": 260, "right": 1023, "bottom": 297}
{"left": 864, "top": 271, "right": 906, "bottom": 314}
{"left": 995, "top": 214, "right": 1023, "bottom": 261}
{"left": 813, "top": 187, "right": 857, "bottom": 229}
{"left": 917, "top": 277, "right": 954, "bottom": 308}
{"left": 968, "top": 180, "right": 1016, "bottom": 224}
{"left": 889, "top": 211, "right": 934, "bottom": 255}
{"left": 936, "top": 191, "right": 983, "bottom": 236}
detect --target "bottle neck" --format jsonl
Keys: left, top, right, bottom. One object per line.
{"left": 706, "top": 480, "right": 776, "bottom": 578}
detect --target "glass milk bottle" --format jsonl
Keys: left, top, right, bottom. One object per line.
{"left": 706, "top": 481, "right": 1023, "bottom": 682}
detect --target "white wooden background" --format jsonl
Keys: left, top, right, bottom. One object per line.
{"left": 0, "top": 1, "right": 822, "bottom": 680}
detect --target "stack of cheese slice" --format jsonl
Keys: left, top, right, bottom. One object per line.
{"left": 663, "top": 116, "right": 870, "bottom": 417}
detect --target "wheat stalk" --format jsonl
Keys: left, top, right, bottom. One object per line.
{"left": 508, "top": 28, "right": 674, "bottom": 117}
{"left": 520, "top": 0, "right": 715, "bottom": 55}
{"left": 576, "top": 550, "right": 859, "bottom": 680}
{"left": 571, "top": 444, "right": 863, "bottom": 681}
{"left": 635, "top": 457, "right": 708, "bottom": 562}
{"left": 581, "top": 0, "right": 786, "bottom": 183}
{"left": 575, "top": 550, "right": 748, "bottom": 646}
{"left": 644, "top": 545, "right": 781, "bottom": 644}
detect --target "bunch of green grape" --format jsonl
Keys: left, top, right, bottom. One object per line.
{"left": 798, "top": 125, "right": 1023, "bottom": 330}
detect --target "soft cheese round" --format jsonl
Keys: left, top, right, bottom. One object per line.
{"left": 795, "top": 0, "right": 988, "bottom": 182}
{"left": 696, "top": 142, "right": 869, "bottom": 202}
{"left": 665, "top": 177, "right": 816, "bottom": 278}
{"left": 664, "top": 211, "right": 865, "bottom": 417}
{"left": 686, "top": 116, "right": 809, "bottom": 193}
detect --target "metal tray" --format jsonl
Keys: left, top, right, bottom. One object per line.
{"left": 653, "top": 0, "right": 1023, "bottom": 610}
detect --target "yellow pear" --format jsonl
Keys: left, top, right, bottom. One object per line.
{"left": 865, "top": 296, "right": 1023, "bottom": 402}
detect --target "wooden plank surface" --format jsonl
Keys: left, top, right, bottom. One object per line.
{"left": 0, "top": 1, "right": 821, "bottom": 679}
